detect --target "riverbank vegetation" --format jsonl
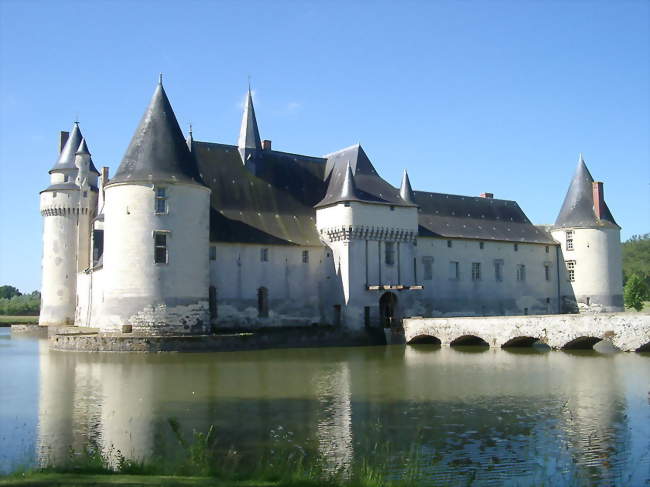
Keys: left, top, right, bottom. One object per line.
{"left": 0, "top": 286, "right": 40, "bottom": 316}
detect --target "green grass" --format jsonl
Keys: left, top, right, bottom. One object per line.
{"left": 0, "top": 316, "right": 38, "bottom": 324}
{"left": 0, "top": 473, "right": 282, "bottom": 486}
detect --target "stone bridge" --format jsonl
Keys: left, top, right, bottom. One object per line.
{"left": 402, "top": 312, "right": 650, "bottom": 352}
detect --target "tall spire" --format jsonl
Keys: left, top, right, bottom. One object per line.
{"left": 399, "top": 170, "right": 416, "bottom": 205}
{"left": 554, "top": 153, "right": 618, "bottom": 228}
{"left": 108, "top": 82, "right": 205, "bottom": 186}
{"left": 340, "top": 161, "right": 359, "bottom": 201}
{"left": 238, "top": 87, "right": 261, "bottom": 163}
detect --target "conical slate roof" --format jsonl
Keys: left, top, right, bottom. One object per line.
{"left": 238, "top": 89, "right": 261, "bottom": 152}
{"left": 108, "top": 82, "right": 205, "bottom": 186}
{"left": 315, "top": 162, "right": 361, "bottom": 207}
{"left": 49, "top": 123, "right": 82, "bottom": 173}
{"left": 399, "top": 170, "right": 416, "bottom": 205}
{"left": 554, "top": 155, "right": 618, "bottom": 228}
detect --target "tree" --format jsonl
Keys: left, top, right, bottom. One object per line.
{"left": 624, "top": 274, "right": 648, "bottom": 312}
{"left": 622, "top": 234, "right": 650, "bottom": 289}
{"left": 0, "top": 285, "right": 21, "bottom": 299}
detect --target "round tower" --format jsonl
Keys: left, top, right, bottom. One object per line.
{"left": 39, "top": 124, "right": 99, "bottom": 327}
{"left": 551, "top": 154, "right": 623, "bottom": 312}
{"left": 100, "top": 79, "right": 211, "bottom": 335}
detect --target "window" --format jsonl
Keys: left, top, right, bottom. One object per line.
{"left": 566, "top": 260, "right": 575, "bottom": 282}
{"left": 494, "top": 260, "right": 503, "bottom": 282}
{"left": 260, "top": 248, "right": 269, "bottom": 262}
{"left": 364, "top": 306, "right": 371, "bottom": 328}
{"left": 302, "top": 250, "right": 309, "bottom": 264}
{"left": 333, "top": 305, "right": 342, "bottom": 326}
{"left": 566, "top": 231, "right": 574, "bottom": 251}
{"left": 209, "top": 246, "right": 216, "bottom": 261}
{"left": 155, "top": 187, "right": 167, "bottom": 214}
{"left": 514, "top": 243, "right": 519, "bottom": 252}
{"left": 447, "top": 240, "right": 452, "bottom": 248}
{"left": 92, "top": 230, "right": 104, "bottom": 266}
{"left": 209, "top": 286, "right": 217, "bottom": 319}
{"left": 545, "top": 245, "right": 550, "bottom": 253}
{"left": 449, "top": 261, "right": 460, "bottom": 280}
{"left": 471, "top": 262, "right": 481, "bottom": 281}
{"left": 517, "top": 264, "right": 526, "bottom": 282}
{"left": 344, "top": 202, "right": 351, "bottom": 207}
{"left": 82, "top": 191, "right": 88, "bottom": 198}
{"left": 544, "top": 263, "right": 551, "bottom": 281}
{"left": 64, "top": 175, "right": 69, "bottom": 183}
{"left": 479, "top": 242, "right": 484, "bottom": 250}
{"left": 390, "top": 205, "right": 395, "bottom": 211}
{"left": 257, "top": 287, "right": 269, "bottom": 317}
{"left": 422, "top": 256, "right": 433, "bottom": 281}
{"left": 154, "top": 232, "right": 168, "bottom": 264}
{"left": 385, "top": 242, "right": 395, "bottom": 266}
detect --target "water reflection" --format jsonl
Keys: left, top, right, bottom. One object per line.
{"left": 2, "top": 331, "right": 645, "bottom": 485}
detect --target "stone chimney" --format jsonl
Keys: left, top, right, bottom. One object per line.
{"left": 59, "top": 131, "right": 69, "bottom": 154}
{"left": 262, "top": 139, "right": 272, "bottom": 151}
{"left": 480, "top": 192, "right": 494, "bottom": 198}
{"left": 592, "top": 181, "right": 605, "bottom": 220}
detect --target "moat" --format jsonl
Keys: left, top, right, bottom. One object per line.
{"left": 1, "top": 327, "right": 649, "bottom": 485}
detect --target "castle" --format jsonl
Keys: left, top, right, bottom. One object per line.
{"left": 38, "top": 80, "right": 624, "bottom": 334}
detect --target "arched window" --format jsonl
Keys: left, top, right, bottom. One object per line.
{"left": 258, "top": 287, "right": 269, "bottom": 318}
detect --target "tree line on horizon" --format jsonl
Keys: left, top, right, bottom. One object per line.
{"left": 0, "top": 285, "right": 40, "bottom": 315}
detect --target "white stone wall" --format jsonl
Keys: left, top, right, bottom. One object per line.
{"left": 413, "top": 237, "right": 560, "bottom": 317}
{"left": 75, "top": 269, "right": 104, "bottom": 328}
{"left": 209, "top": 242, "right": 336, "bottom": 328}
{"left": 100, "top": 182, "right": 211, "bottom": 334}
{"left": 551, "top": 227, "right": 623, "bottom": 311}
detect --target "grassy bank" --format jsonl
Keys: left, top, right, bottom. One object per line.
{"left": 0, "top": 473, "right": 285, "bottom": 486}
{"left": 0, "top": 316, "right": 38, "bottom": 325}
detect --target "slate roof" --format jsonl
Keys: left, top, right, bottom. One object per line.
{"left": 193, "top": 138, "right": 553, "bottom": 246}
{"left": 415, "top": 192, "right": 557, "bottom": 244}
{"left": 49, "top": 123, "right": 99, "bottom": 175}
{"left": 554, "top": 155, "right": 618, "bottom": 229}
{"left": 108, "top": 82, "right": 205, "bottom": 187}
{"left": 194, "top": 142, "right": 326, "bottom": 246}
{"left": 238, "top": 89, "right": 262, "bottom": 151}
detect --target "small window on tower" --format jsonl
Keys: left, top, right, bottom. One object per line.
{"left": 385, "top": 242, "right": 395, "bottom": 266}
{"left": 154, "top": 231, "right": 168, "bottom": 264}
{"left": 566, "top": 260, "right": 576, "bottom": 282}
{"left": 479, "top": 242, "right": 484, "bottom": 250}
{"left": 260, "top": 248, "right": 269, "bottom": 262}
{"left": 302, "top": 250, "right": 309, "bottom": 264}
{"left": 517, "top": 264, "right": 526, "bottom": 282}
{"left": 155, "top": 187, "right": 168, "bottom": 214}
{"left": 544, "top": 263, "right": 551, "bottom": 281}
{"left": 566, "top": 230, "right": 574, "bottom": 251}
{"left": 64, "top": 175, "right": 69, "bottom": 183}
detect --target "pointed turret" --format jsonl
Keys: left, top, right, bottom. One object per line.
{"left": 186, "top": 123, "right": 193, "bottom": 151}
{"left": 554, "top": 154, "right": 618, "bottom": 228}
{"left": 315, "top": 162, "right": 362, "bottom": 207}
{"left": 49, "top": 122, "right": 83, "bottom": 173}
{"left": 238, "top": 88, "right": 261, "bottom": 163}
{"left": 76, "top": 138, "right": 90, "bottom": 155}
{"left": 108, "top": 80, "right": 205, "bottom": 186}
{"left": 340, "top": 162, "right": 359, "bottom": 201}
{"left": 399, "top": 170, "right": 416, "bottom": 205}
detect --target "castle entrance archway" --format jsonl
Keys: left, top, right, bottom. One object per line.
{"left": 379, "top": 292, "right": 398, "bottom": 329}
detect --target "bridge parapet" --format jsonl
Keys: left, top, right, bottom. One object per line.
{"left": 403, "top": 312, "right": 650, "bottom": 352}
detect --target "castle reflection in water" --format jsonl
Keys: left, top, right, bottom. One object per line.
{"left": 34, "top": 340, "right": 650, "bottom": 485}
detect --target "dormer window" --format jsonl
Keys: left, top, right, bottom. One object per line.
{"left": 155, "top": 187, "right": 168, "bottom": 214}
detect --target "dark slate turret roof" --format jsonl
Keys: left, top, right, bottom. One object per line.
{"left": 49, "top": 123, "right": 99, "bottom": 174}
{"left": 317, "top": 144, "right": 414, "bottom": 208}
{"left": 554, "top": 155, "right": 618, "bottom": 229}
{"left": 400, "top": 170, "right": 416, "bottom": 205}
{"left": 108, "top": 82, "right": 205, "bottom": 187}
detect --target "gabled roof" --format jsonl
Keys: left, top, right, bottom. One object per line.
{"left": 108, "top": 82, "right": 205, "bottom": 187}
{"left": 317, "top": 144, "right": 413, "bottom": 208}
{"left": 554, "top": 155, "right": 618, "bottom": 229}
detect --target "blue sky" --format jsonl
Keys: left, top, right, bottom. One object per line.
{"left": 0, "top": 0, "right": 648, "bottom": 292}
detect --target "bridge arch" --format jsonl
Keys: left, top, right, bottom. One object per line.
{"left": 450, "top": 335, "right": 489, "bottom": 347}
{"left": 407, "top": 335, "right": 441, "bottom": 345}
{"left": 562, "top": 336, "right": 602, "bottom": 350}
{"left": 502, "top": 336, "right": 540, "bottom": 348}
